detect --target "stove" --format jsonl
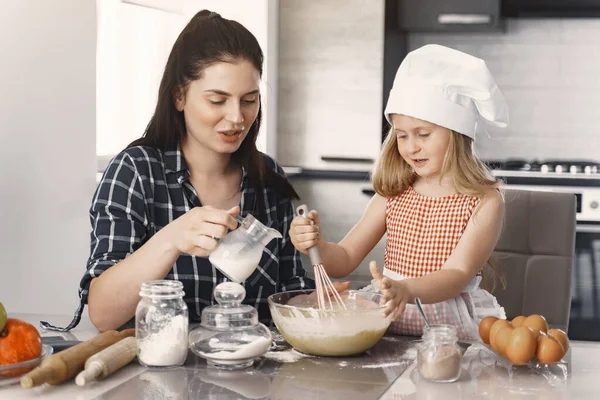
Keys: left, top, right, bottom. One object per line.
{"left": 486, "top": 159, "right": 600, "bottom": 177}
{"left": 485, "top": 159, "right": 600, "bottom": 227}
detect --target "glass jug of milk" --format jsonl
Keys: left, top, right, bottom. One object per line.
{"left": 209, "top": 214, "right": 282, "bottom": 283}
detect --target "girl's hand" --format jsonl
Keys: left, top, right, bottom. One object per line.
{"left": 289, "top": 209, "right": 322, "bottom": 254}
{"left": 369, "top": 261, "right": 413, "bottom": 321}
{"left": 163, "top": 205, "right": 240, "bottom": 257}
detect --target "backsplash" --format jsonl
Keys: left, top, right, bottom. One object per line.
{"left": 409, "top": 19, "right": 600, "bottom": 161}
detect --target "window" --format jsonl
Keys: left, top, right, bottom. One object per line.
{"left": 96, "top": 0, "right": 277, "bottom": 169}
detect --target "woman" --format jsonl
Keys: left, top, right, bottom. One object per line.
{"left": 42, "top": 10, "right": 313, "bottom": 332}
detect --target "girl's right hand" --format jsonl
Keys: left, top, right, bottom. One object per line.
{"left": 163, "top": 205, "right": 240, "bottom": 257}
{"left": 289, "top": 209, "right": 322, "bottom": 254}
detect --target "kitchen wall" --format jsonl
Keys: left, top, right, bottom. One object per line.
{"left": 277, "top": 0, "right": 385, "bottom": 170}
{"left": 409, "top": 19, "right": 600, "bottom": 161}
{"left": 0, "top": 1, "right": 97, "bottom": 314}
{"left": 279, "top": 4, "right": 600, "bottom": 163}
{"left": 278, "top": 0, "right": 386, "bottom": 285}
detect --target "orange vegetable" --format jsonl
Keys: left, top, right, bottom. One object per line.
{"left": 0, "top": 318, "right": 43, "bottom": 377}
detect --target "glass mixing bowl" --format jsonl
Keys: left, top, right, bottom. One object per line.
{"left": 268, "top": 290, "right": 393, "bottom": 356}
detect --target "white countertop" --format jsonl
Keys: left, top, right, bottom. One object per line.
{"left": 2, "top": 313, "right": 600, "bottom": 399}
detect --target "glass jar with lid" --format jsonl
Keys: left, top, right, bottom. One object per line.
{"left": 136, "top": 280, "right": 189, "bottom": 368}
{"left": 417, "top": 324, "right": 462, "bottom": 383}
{"left": 189, "top": 282, "right": 272, "bottom": 369}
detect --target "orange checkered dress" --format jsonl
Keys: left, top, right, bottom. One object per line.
{"left": 385, "top": 186, "right": 481, "bottom": 277}
{"left": 382, "top": 186, "right": 498, "bottom": 339}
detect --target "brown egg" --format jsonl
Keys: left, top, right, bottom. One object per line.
{"left": 479, "top": 316, "right": 499, "bottom": 344}
{"left": 489, "top": 319, "right": 512, "bottom": 350}
{"left": 505, "top": 327, "right": 537, "bottom": 365}
{"left": 527, "top": 326, "right": 542, "bottom": 340}
{"left": 547, "top": 329, "right": 569, "bottom": 353}
{"left": 494, "top": 325, "right": 514, "bottom": 356}
{"left": 511, "top": 315, "right": 526, "bottom": 328}
{"left": 536, "top": 334, "right": 566, "bottom": 364}
{"left": 522, "top": 314, "right": 548, "bottom": 335}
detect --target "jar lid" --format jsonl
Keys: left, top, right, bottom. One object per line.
{"left": 201, "top": 282, "right": 258, "bottom": 330}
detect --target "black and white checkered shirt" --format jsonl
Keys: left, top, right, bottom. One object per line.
{"left": 41, "top": 145, "right": 313, "bottom": 331}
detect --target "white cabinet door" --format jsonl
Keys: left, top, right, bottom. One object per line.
{"left": 278, "top": 0, "right": 385, "bottom": 171}
{"left": 291, "top": 177, "right": 385, "bottom": 289}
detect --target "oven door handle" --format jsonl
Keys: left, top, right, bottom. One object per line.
{"left": 576, "top": 225, "right": 600, "bottom": 234}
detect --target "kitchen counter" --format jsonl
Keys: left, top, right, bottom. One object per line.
{"left": 2, "top": 313, "right": 600, "bottom": 399}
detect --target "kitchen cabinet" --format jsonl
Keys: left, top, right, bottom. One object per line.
{"left": 290, "top": 176, "right": 385, "bottom": 289}
{"left": 277, "top": 0, "right": 385, "bottom": 171}
{"left": 396, "top": 0, "right": 502, "bottom": 32}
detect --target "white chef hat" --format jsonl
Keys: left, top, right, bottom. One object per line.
{"left": 384, "top": 44, "right": 509, "bottom": 139}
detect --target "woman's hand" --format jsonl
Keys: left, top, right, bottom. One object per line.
{"left": 370, "top": 261, "right": 414, "bottom": 321}
{"left": 162, "top": 205, "right": 240, "bottom": 257}
{"left": 289, "top": 209, "right": 322, "bottom": 254}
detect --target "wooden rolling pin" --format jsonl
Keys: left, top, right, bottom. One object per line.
{"left": 20, "top": 328, "right": 135, "bottom": 388}
{"left": 75, "top": 336, "right": 137, "bottom": 386}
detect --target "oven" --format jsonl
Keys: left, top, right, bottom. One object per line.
{"left": 490, "top": 159, "right": 600, "bottom": 341}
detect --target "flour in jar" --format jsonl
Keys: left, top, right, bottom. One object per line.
{"left": 199, "top": 337, "right": 272, "bottom": 360}
{"left": 209, "top": 242, "right": 263, "bottom": 283}
{"left": 138, "top": 315, "right": 188, "bottom": 367}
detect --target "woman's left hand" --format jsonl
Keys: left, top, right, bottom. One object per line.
{"left": 369, "top": 261, "right": 413, "bottom": 321}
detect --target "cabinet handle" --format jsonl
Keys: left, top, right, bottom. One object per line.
{"left": 437, "top": 14, "right": 492, "bottom": 25}
{"left": 362, "top": 189, "right": 376, "bottom": 197}
{"left": 321, "top": 156, "right": 374, "bottom": 164}
{"left": 576, "top": 225, "right": 600, "bottom": 234}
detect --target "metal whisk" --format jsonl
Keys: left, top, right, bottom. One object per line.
{"left": 297, "top": 205, "right": 347, "bottom": 310}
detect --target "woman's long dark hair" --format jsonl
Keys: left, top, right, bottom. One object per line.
{"left": 129, "top": 10, "right": 298, "bottom": 221}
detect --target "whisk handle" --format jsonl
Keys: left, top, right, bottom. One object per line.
{"left": 308, "top": 246, "right": 323, "bottom": 266}
{"left": 296, "top": 204, "right": 323, "bottom": 265}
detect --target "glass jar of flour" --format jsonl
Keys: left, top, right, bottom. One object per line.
{"left": 136, "top": 280, "right": 189, "bottom": 368}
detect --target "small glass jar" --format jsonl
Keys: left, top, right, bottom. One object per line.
{"left": 417, "top": 325, "right": 462, "bottom": 383}
{"left": 189, "top": 282, "right": 272, "bottom": 370}
{"left": 135, "top": 280, "right": 189, "bottom": 368}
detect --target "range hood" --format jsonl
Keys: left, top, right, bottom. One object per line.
{"left": 503, "top": 0, "right": 600, "bottom": 17}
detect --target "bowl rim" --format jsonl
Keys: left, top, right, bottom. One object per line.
{"left": 267, "top": 289, "right": 387, "bottom": 313}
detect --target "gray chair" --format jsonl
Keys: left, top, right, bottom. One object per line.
{"left": 482, "top": 188, "right": 576, "bottom": 333}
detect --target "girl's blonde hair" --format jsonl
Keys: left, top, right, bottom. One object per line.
{"left": 372, "top": 127, "right": 506, "bottom": 291}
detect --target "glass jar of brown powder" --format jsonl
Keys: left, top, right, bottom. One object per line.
{"left": 417, "top": 325, "right": 462, "bottom": 383}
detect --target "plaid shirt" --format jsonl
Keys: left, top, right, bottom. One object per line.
{"left": 41, "top": 145, "right": 313, "bottom": 332}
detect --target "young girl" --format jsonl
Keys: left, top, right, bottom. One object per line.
{"left": 290, "top": 44, "right": 508, "bottom": 339}
{"left": 42, "top": 10, "right": 313, "bottom": 333}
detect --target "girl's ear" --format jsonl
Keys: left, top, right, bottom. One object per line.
{"left": 173, "top": 87, "right": 185, "bottom": 111}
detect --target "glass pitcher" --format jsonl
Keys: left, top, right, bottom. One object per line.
{"left": 209, "top": 213, "right": 282, "bottom": 283}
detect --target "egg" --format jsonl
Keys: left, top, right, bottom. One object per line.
{"left": 511, "top": 315, "right": 526, "bottom": 328}
{"left": 489, "top": 319, "right": 512, "bottom": 350}
{"left": 505, "top": 326, "right": 537, "bottom": 365}
{"left": 536, "top": 334, "right": 566, "bottom": 364}
{"left": 494, "top": 325, "right": 514, "bottom": 356}
{"left": 522, "top": 314, "right": 548, "bottom": 335}
{"left": 547, "top": 329, "right": 569, "bottom": 353}
{"left": 479, "top": 316, "right": 499, "bottom": 344}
